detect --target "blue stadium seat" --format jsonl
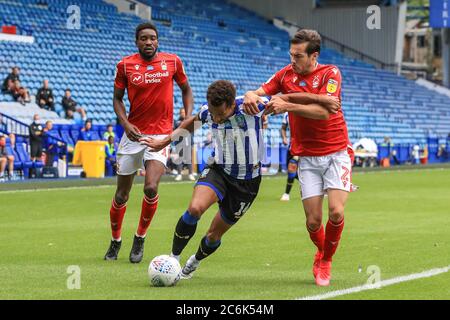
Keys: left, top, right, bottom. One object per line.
{"left": 0, "top": 0, "right": 449, "bottom": 148}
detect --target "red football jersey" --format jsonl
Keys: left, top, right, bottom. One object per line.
{"left": 114, "top": 52, "right": 188, "bottom": 135}
{"left": 262, "top": 63, "right": 349, "bottom": 156}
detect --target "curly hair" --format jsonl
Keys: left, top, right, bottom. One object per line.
{"left": 135, "top": 22, "right": 158, "bottom": 40}
{"left": 206, "top": 80, "right": 236, "bottom": 108}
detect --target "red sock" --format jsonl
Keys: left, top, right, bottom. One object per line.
{"left": 110, "top": 199, "right": 127, "bottom": 240}
{"left": 323, "top": 218, "right": 345, "bottom": 262}
{"left": 136, "top": 194, "right": 159, "bottom": 237}
{"left": 307, "top": 224, "right": 325, "bottom": 252}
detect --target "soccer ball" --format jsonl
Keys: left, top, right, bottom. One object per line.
{"left": 148, "top": 255, "right": 181, "bottom": 287}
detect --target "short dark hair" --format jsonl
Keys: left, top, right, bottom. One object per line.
{"left": 290, "top": 29, "right": 321, "bottom": 55}
{"left": 135, "top": 22, "right": 158, "bottom": 40}
{"left": 207, "top": 80, "right": 236, "bottom": 108}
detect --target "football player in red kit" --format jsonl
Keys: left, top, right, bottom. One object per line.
{"left": 104, "top": 22, "right": 193, "bottom": 263}
{"left": 244, "top": 29, "right": 352, "bottom": 286}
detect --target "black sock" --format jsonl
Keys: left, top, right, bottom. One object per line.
{"left": 172, "top": 211, "right": 198, "bottom": 256}
{"left": 285, "top": 176, "right": 295, "bottom": 194}
{"left": 195, "top": 236, "right": 221, "bottom": 261}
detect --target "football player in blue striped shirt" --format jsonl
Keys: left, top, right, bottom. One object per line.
{"left": 139, "top": 80, "right": 326, "bottom": 279}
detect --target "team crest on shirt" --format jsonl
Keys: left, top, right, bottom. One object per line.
{"left": 326, "top": 79, "right": 338, "bottom": 94}
{"left": 224, "top": 120, "right": 232, "bottom": 129}
{"left": 161, "top": 60, "right": 167, "bottom": 71}
{"left": 235, "top": 114, "right": 246, "bottom": 129}
{"left": 312, "top": 75, "right": 320, "bottom": 88}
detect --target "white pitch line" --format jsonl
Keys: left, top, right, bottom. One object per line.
{"left": 0, "top": 180, "right": 195, "bottom": 194}
{"left": 0, "top": 176, "right": 285, "bottom": 194}
{"left": 297, "top": 265, "right": 450, "bottom": 300}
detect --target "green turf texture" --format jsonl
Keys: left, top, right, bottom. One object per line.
{"left": 0, "top": 168, "right": 449, "bottom": 300}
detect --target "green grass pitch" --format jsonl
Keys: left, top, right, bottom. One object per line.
{"left": 0, "top": 168, "right": 449, "bottom": 300}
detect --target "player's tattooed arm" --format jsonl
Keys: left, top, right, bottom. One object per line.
{"left": 113, "top": 86, "right": 142, "bottom": 141}
{"left": 243, "top": 87, "right": 268, "bottom": 115}
{"left": 139, "top": 113, "right": 199, "bottom": 151}
{"left": 179, "top": 81, "right": 194, "bottom": 117}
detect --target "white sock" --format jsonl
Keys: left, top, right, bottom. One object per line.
{"left": 170, "top": 253, "right": 180, "bottom": 262}
{"left": 191, "top": 255, "right": 200, "bottom": 264}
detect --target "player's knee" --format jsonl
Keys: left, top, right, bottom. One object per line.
{"left": 328, "top": 205, "right": 344, "bottom": 223}
{"left": 143, "top": 184, "right": 158, "bottom": 198}
{"left": 306, "top": 218, "right": 322, "bottom": 232}
{"left": 187, "top": 203, "right": 206, "bottom": 219}
{"left": 114, "top": 190, "right": 129, "bottom": 205}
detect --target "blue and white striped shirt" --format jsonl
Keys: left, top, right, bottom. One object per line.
{"left": 198, "top": 96, "right": 269, "bottom": 180}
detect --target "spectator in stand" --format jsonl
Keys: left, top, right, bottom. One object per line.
{"left": 382, "top": 136, "right": 400, "bottom": 165}
{"left": 2, "top": 66, "right": 20, "bottom": 94}
{"left": 103, "top": 124, "right": 115, "bottom": 141}
{"left": 11, "top": 80, "right": 31, "bottom": 105}
{"left": 43, "top": 120, "right": 62, "bottom": 166}
{"left": 0, "top": 135, "right": 15, "bottom": 181}
{"left": 105, "top": 135, "right": 117, "bottom": 176}
{"left": 62, "top": 88, "right": 87, "bottom": 121}
{"left": 36, "top": 80, "right": 55, "bottom": 112}
{"left": 80, "top": 119, "right": 95, "bottom": 141}
{"left": 29, "top": 114, "right": 44, "bottom": 162}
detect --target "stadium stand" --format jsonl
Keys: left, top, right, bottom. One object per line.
{"left": 0, "top": 0, "right": 449, "bottom": 173}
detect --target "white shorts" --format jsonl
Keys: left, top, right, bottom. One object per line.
{"left": 116, "top": 134, "right": 170, "bottom": 176}
{"left": 298, "top": 150, "right": 352, "bottom": 200}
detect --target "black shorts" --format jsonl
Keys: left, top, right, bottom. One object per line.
{"left": 30, "top": 142, "right": 43, "bottom": 158}
{"left": 196, "top": 165, "right": 261, "bottom": 225}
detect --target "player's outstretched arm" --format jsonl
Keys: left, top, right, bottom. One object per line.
{"left": 113, "top": 86, "right": 141, "bottom": 141}
{"left": 139, "top": 113, "right": 199, "bottom": 151}
{"left": 281, "top": 93, "right": 341, "bottom": 114}
{"left": 243, "top": 87, "right": 268, "bottom": 115}
{"left": 265, "top": 96, "right": 329, "bottom": 120}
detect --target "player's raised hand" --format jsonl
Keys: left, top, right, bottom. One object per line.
{"left": 124, "top": 123, "right": 142, "bottom": 142}
{"left": 243, "top": 91, "right": 265, "bottom": 115}
{"left": 139, "top": 136, "right": 166, "bottom": 152}
{"left": 264, "top": 96, "right": 287, "bottom": 115}
{"left": 320, "top": 95, "right": 341, "bottom": 114}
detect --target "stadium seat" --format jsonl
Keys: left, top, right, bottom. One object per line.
{"left": 0, "top": 0, "right": 449, "bottom": 148}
